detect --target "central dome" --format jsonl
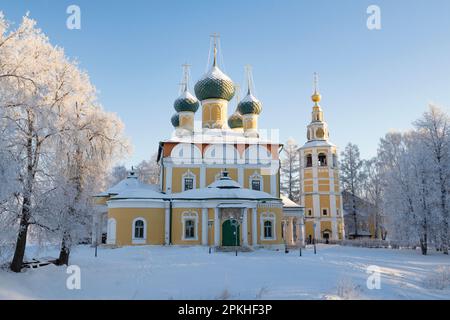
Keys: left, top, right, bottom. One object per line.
{"left": 194, "top": 65, "right": 235, "bottom": 101}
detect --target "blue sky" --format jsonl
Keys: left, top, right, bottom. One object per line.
{"left": 1, "top": 0, "right": 450, "bottom": 167}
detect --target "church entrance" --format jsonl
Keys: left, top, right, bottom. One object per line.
{"left": 222, "top": 219, "right": 240, "bottom": 246}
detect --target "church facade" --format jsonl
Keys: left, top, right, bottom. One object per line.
{"left": 93, "top": 39, "right": 344, "bottom": 248}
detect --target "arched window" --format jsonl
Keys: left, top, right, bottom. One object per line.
{"left": 306, "top": 154, "right": 313, "bottom": 168}
{"left": 264, "top": 221, "right": 273, "bottom": 239}
{"left": 318, "top": 153, "right": 327, "bottom": 167}
{"left": 260, "top": 212, "right": 276, "bottom": 240}
{"left": 132, "top": 218, "right": 147, "bottom": 244}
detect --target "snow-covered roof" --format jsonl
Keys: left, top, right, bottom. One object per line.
{"left": 95, "top": 171, "right": 165, "bottom": 199}
{"left": 300, "top": 140, "right": 335, "bottom": 149}
{"left": 172, "top": 172, "right": 280, "bottom": 201}
{"left": 281, "top": 196, "right": 301, "bottom": 208}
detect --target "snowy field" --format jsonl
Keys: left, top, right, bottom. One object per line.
{"left": 0, "top": 245, "right": 449, "bottom": 300}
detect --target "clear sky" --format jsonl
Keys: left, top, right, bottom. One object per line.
{"left": 1, "top": 0, "right": 450, "bottom": 167}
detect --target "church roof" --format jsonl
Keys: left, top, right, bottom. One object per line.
{"left": 300, "top": 140, "right": 336, "bottom": 149}
{"left": 281, "top": 196, "right": 301, "bottom": 208}
{"left": 172, "top": 171, "right": 279, "bottom": 201}
{"left": 95, "top": 171, "right": 165, "bottom": 199}
{"left": 162, "top": 129, "right": 278, "bottom": 145}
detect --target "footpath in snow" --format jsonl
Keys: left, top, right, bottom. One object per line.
{"left": 0, "top": 244, "right": 449, "bottom": 300}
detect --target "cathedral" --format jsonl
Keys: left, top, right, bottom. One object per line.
{"left": 92, "top": 38, "right": 344, "bottom": 249}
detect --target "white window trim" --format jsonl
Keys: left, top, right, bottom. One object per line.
{"left": 249, "top": 171, "right": 263, "bottom": 191}
{"left": 132, "top": 217, "right": 147, "bottom": 244}
{"left": 260, "top": 212, "right": 276, "bottom": 241}
{"left": 182, "top": 169, "right": 196, "bottom": 191}
{"left": 322, "top": 207, "right": 329, "bottom": 217}
{"left": 181, "top": 211, "right": 199, "bottom": 241}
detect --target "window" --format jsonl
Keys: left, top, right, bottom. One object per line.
{"left": 318, "top": 153, "right": 327, "bottom": 167}
{"left": 249, "top": 172, "right": 263, "bottom": 191}
{"left": 307, "top": 209, "right": 312, "bottom": 217}
{"left": 184, "top": 220, "right": 195, "bottom": 239}
{"left": 182, "top": 211, "right": 198, "bottom": 241}
{"left": 322, "top": 209, "right": 328, "bottom": 216}
{"left": 134, "top": 220, "right": 144, "bottom": 239}
{"left": 182, "top": 170, "right": 196, "bottom": 191}
{"left": 132, "top": 218, "right": 147, "bottom": 244}
{"left": 260, "top": 212, "right": 276, "bottom": 240}
{"left": 184, "top": 178, "right": 194, "bottom": 191}
{"left": 264, "top": 221, "right": 273, "bottom": 239}
{"left": 306, "top": 154, "right": 313, "bottom": 167}
{"left": 251, "top": 179, "right": 261, "bottom": 191}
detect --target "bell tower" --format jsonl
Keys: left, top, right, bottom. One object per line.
{"left": 299, "top": 73, "right": 345, "bottom": 242}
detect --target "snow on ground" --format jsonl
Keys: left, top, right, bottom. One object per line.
{"left": 0, "top": 245, "right": 449, "bottom": 300}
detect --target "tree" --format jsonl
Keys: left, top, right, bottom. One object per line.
{"left": 108, "top": 165, "right": 128, "bottom": 187}
{"left": 280, "top": 138, "right": 300, "bottom": 202}
{"left": 362, "top": 158, "right": 386, "bottom": 239}
{"left": 340, "top": 143, "right": 365, "bottom": 238}
{"left": 0, "top": 13, "right": 130, "bottom": 270}
{"left": 413, "top": 105, "right": 450, "bottom": 254}
{"left": 136, "top": 153, "right": 160, "bottom": 185}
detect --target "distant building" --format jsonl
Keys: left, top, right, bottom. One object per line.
{"left": 342, "top": 191, "right": 386, "bottom": 239}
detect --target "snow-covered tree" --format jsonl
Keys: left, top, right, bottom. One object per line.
{"left": 413, "top": 105, "right": 450, "bottom": 254}
{"left": 108, "top": 165, "right": 128, "bottom": 187}
{"left": 280, "top": 138, "right": 300, "bottom": 202}
{"left": 0, "top": 13, "right": 130, "bottom": 271}
{"left": 340, "top": 143, "right": 366, "bottom": 238}
{"left": 136, "top": 153, "right": 160, "bottom": 185}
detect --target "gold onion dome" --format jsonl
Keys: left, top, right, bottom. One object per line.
{"left": 237, "top": 91, "right": 262, "bottom": 115}
{"left": 194, "top": 64, "right": 235, "bottom": 101}
{"left": 171, "top": 113, "right": 180, "bottom": 128}
{"left": 228, "top": 111, "right": 243, "bottom": 129}
{"left": 312, "top": 91, "right": 322, "bottom": 104}
{"left": 174, "top": 90, "right": 199, "bottom": 113}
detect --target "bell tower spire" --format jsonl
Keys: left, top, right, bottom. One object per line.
{"left": 307, "top": 73, "right": 328, "bottom": 141}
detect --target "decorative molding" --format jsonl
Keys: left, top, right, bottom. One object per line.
{"left": 181, "top": 211, "right": 199, "bottom": 241}
{"left": 260, "top": 212, "right": 277, "bottom": 241}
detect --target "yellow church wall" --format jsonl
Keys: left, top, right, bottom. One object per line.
{"left": 321, "top": 221, "right": 332, "bottom": 233}
{"left": 304, "top": 195, "right": 313, "bottom": 209}
{"left": 318, "top": 171, "right": 329, "bottom": 179}
{"left": 94, "top": 197, "right": 108, "bottom": 205}
{"left": 305, "top": 221, "right": 314, "bottom": 240}
{"left": 304, "top": 185, "right": 313, "bottom": 193}
{"left": 171, "top": 207, "right": 203, "bottom": 245}
{"left": 304, "top": 171, "right": 313, "bottom": 179}
{"left": 108, "top": 208, "right": 165, "bottom": 246}
{"left": 320, "top": 195, "right": 330, "bottom": 212}
{"left": 171, "top": 167, "right": 200, "bottom": 193}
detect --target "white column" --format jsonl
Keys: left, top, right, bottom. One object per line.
{"left": 270, "top": 174, "right": 277, "bottom": 196}
{"left": 166, "top": 166, "right": 173, "bottom": 194}
{"left": 298, "top": 218, "right": 305, "bottom": 247}
{"left": 200, "top": 166, "right": 206, "bottom": 188}
{"left": 202, "top": 207, "right": 208, "bottom": 245}
{"left": 214, "top": 207, "right": 220, "bottom": 246}
{"left": 164, "top": 206, "right": 170, "bottom": 245}
{"left": 238, "top": 167, "right": 244, "bottom": 186}
{"left": 332, "top": 218, "right": 338, "bottom": 240}
{"left": 252, "top": 206, "right": 257, "bottom": 246}
{"left": 242, "top": 208, "right": 248, "bottom": 246}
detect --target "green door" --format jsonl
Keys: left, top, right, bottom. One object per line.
{"left": 222, "top": 219, "right": 240, "bottom": 246}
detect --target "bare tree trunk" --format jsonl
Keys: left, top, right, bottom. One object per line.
{"left": 56, "top": 231, "right": 71, "bottom": 266}
{"left": 10, "top": 200, "right": 30, "bottom": 272}
{"left": 439, "top": 169, "right": 449, "bottom": 254}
